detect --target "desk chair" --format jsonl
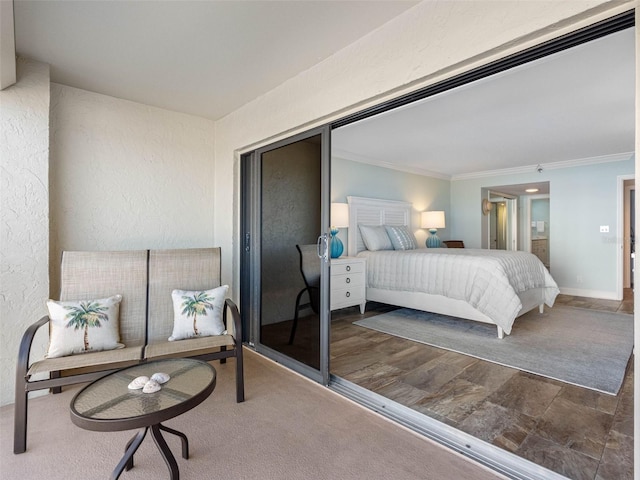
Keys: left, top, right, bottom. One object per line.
{"left": 288, "top": 244, "right": 320, "bottom": 345}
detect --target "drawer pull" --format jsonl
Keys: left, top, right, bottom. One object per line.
{"left": 346, "top": 265, "right": 351, "bottom": 272}
{"left": 346, "top": 291, "right": 351, "bottom": 298}
{"left": 346, "top": 277, "right": 351, "bottom": 284}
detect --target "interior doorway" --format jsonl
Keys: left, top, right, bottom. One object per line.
{"left": 488, "top": 191, "right": 517, "bottom": 251}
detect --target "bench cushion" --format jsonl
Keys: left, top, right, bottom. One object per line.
{"left": 27, "top": 345, "right": 144, "bottom": 378}
{"left": 144, "top": 334, "right": 235, "bottom": 360}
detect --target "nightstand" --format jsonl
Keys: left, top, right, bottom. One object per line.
{"left": 331, "top": 256, "right": 366, "bottom": 313}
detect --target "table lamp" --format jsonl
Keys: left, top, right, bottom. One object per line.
{"left": 421, "top": 211, "right": 445, "bottom": 248}
{"left": 330, "top": 203, "right": 349, "bottom": 258}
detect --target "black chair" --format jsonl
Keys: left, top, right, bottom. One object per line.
{"left": 288, "top": 244, "right": 320, "bottom": 344}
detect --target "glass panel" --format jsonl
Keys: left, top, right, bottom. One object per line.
{"left": 259, "top": 135, "right": 322, "bottom": 370}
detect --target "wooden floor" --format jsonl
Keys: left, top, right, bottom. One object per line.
{"left": 263, "top": 291, "right": 634, "bottom": 480}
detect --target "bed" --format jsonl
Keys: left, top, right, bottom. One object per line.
{"left": 346, "top": 196, "right": 560, "bottom": 338}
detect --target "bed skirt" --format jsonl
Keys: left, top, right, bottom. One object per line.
{"left": 365, "top": 287, "right": 548, "bottom": 338}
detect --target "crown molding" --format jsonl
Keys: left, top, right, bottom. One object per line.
{"left": 450, "top": 152, "right": 635, "bottom": 181}
{"left": 333, "top": 148, "right": 451, "bottom": 180}
{"left": 334, "top": 149, "right": 634, "bottom": 182}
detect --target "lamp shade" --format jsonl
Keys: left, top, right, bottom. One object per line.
{"left": 421, "top": 211, "right": 445, "bottom": 229}
{"left": 331, "top": 203, "right": 349, "bottom": 228}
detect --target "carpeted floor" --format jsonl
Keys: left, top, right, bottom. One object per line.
{"left": 354, "top": 305, "right": 634, "bottom": 395}
{"left": 0, "top": 349, "right": 504, "bottom": 480}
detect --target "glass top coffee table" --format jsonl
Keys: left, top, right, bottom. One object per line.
{"left": 70, "top": 358, "right": 216, "bottom": 480}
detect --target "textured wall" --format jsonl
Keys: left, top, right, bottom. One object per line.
{"left": 49, "top": 84, "right": 216, "bottom": 296}
{"left": 0, "top": 58, "right": 51, "bottom": 406}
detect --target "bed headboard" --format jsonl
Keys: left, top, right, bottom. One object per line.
{"left": 347, "top": 196, "right": 412, "bottom": 255}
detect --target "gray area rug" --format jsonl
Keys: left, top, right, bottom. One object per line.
{"left": 354, "top": 306, "right": 634, "bottom": 395}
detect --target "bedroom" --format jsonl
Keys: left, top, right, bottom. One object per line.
{"left": 253, "top": 17, "right": 635, "bottom": 480}
{"left": 327, "top": 22, "right": 635, "bottom": 480}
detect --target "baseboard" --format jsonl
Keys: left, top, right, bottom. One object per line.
{"left": 559, "top": 287, "right": 620, "bottom": 301}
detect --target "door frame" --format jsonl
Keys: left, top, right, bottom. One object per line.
{"left": 618, "top": 174, "right": 635, "bottom": 298}
{"left": 240, "top": 125, "right": 332, "bottom": 385}
{"left": 486, "top": 190, "right": 517, "bottom": 251}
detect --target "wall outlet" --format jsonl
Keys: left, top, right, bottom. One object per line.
{"left": 600, "top": 225, "right": 609, "bottom": 233}
{"left": 577, "top": 275, "right": 583, "bottom": 284}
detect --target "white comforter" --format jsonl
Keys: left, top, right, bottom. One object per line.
{"left": 357, "top": 248, "right": 559, "bottom": 334}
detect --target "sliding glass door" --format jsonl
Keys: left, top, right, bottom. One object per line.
{"left": 241, "top": 126, "right": 331, "bottom": 384}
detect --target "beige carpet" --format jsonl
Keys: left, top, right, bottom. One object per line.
{"left": 0, "top": 349, "right": 503, "bottom": 480}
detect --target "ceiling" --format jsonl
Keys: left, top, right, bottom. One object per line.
{"left": 13, "top": 2, "right": 635, "bottom": 182}
{"left": 14, "top": 0, "right": 418, "bottom": 120}
{"left": 332, "top": 26, "right": 636, "bottom": 179}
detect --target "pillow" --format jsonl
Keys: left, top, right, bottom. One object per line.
{"left": 169, "top": 285, "right": 228, "bottom": 341}
{"left": 385, "top": 225, "right": 418, "bottom": 250}
{"left": 359, "top": 225, "right": 393, "bottom": 251}
{"left": 46, "top": 295, "right": 124, "bottom": 358}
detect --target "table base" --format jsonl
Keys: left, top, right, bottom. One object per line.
{"left": 111, "top": 423, "right": 189, "bottom": 480}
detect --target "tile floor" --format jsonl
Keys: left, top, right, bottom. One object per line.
{"left": 329, "top": 293, "right": 634, "bottom": 480}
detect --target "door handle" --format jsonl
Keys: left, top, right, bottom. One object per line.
{"left": 317, "top": 234, "right": 329, "bottom": 262}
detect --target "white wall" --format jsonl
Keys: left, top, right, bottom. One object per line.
{"left": 0, "top": 58, "right": 50, "bottom": 406}
{"left": 451, "top": 157, "right": 635, "bottom": 298}
{"left": 49, "top": 84, "right": 216, "bottom": 295}
{"left": 332, "top": 157, "right": 451, "bottom": 248}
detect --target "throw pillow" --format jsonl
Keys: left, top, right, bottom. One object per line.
{"left": 46, "top": 295, "right": 124, "bottom": 358}
{"left": 169, "top": 285, "right": 228, "bottom": 341}
{"left": 359, "top": 225, "right": 393, "bottom": 251}
{"left": 385, "top": 225, "right": 418, "bottom": 250}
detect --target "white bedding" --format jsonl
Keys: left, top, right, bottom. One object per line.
{"left": 357, "top": 248, "right": 560, "bottom": 334}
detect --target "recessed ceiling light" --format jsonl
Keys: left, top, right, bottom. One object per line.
{"left": 525, "top": 188, "right": 539, "bottom": 193}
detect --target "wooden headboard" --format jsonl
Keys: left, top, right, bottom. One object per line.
{"left": 347, "top": 196, "right": 412, "bottom": 255}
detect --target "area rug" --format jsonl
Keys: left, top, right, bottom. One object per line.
{"left": 353, "top": 306, "right": 634, "bottom": 395}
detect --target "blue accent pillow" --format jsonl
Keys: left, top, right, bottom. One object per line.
{"left": 384, "top": 225, "right": 417, "bottom": 250}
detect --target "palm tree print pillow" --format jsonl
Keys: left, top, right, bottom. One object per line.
{"left": 45, "top": 295, "right": 124, "bottom": 358}
{"left": 169, "top": 285, "right": 228, "bottom": 341}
